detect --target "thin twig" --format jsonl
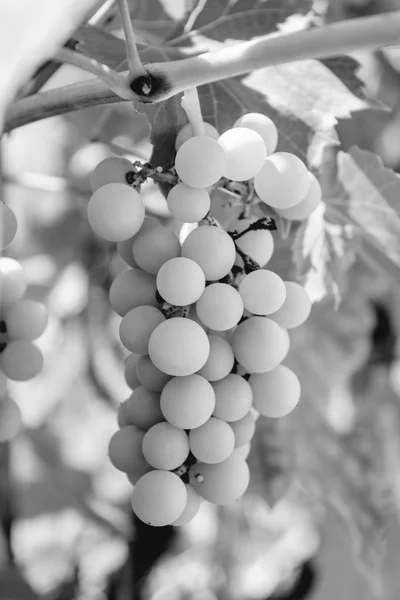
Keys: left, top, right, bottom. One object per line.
{"left": 117, "top": 0, "right": 147, "bottom": 78}
{"left": 56, "top": 47, "right": 134, "bottom": 99}
{"left": 5, "top": 11, "right": 400, "bottom": 131}
{"left": 181, "top": 87, "right": 204, "bottom": 136}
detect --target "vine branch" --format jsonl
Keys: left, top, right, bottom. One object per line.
{"left": 5, "top": 11, "right": 400, "bottom": 131}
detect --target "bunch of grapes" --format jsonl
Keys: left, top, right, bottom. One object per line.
{"left": 87, "top": 110, "right": 319, "bottom": 527}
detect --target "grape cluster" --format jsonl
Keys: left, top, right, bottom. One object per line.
{"left": 87, "top": 111, "right": 319, "bottom": 527}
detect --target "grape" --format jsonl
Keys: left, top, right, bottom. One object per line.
{"left": 229, "top": 412, "right": 256, "bottom": 447}
{"left": 125, "top": 386, "right": 163, "bottom": 430}
{"left": 270, "top": 282, "right": 311, "bottom": 329}
{"left": 108, "top": 425, "right": 147, "bottom": 473}
{"left": 0, "top": 258, "right": 26, "bottom": 307}
{"left": 197, "top": 335, "right": 235, "bottom": 382}
{"left": 0, "top": 341, "right": 43, "bottom": 381}
{"left": 160, "top": 374, "right": 215, "bottom": 429}
{"left": 181, "top": 226, "right": 236, "bottom": 281}
{"left": 90, "top": 157, "right": 133, "bottom": 192}
{"left": 189, "top": 453, "right": 250, "bottom": 504}
{"left": 127, "top": 468, "right": 151, "bottom": 486}
{"left": 0, "top": 203, "right": 17, "bottom": 249}
{"left": 156, "top": 257, "right": 205, "bottom": 306}
{"left": 5, "top": 299, "right": 48, "bottom": 340}
{"left": 254, "top": 152, "right": 310, "bottom": 209}
{"left": 275, "top": 172, "right": 321, "bottom": 221}
{"left": 136, "top": 355, "right": 171, "bottom": 392}
{"left": 0, "top": 396, "right": 22, "bottom": 442}
{"left": 0, "top": 371, "right": 7, "bottom": 396}
{"left": 239, "top": 270, "right": 286, "bottom": 316}
{"left": 175, "top": 122, "right": 219, "bottom": 151}
{"left": 132, "top": 470, "right": 187, "bottom": 526}
{"left": 250, "top": 365, "right": 301, "bottom": 417}
{"left": 149, "top": 318, "right": 210, "bottom": 376}
{"left": 212, "top": 374, "right": 252, "bottom": 422}
{"left": 117, "top": 217, "right": 159, "bottom": 267}
{"left": 117, "top": 400, "right": 131, "bottom": 428}
{"left": 228, "top": 219, "right": 274, "bottom": 268}
{"left": 189, "top": 417, "right": 235, "bottom": 464}
{"left": 88, "top": 183, "right": 145, "bottom": 242}
{"left": 196, "top": 283, "right": 243, "bottom": 331}
{"left": 173, "top": 484, "right": 201, "bottom": 526}
{"left": 124, "top": 354, "right": 140, "bottom": 390}
{"left": 109, "top": 269, "right": 157, "bottom": 316}
{"left": 119, "top": 306, "right": 165, "bottom": 354}
{"left": 233, "top": 443, "right": 251, "bottom": 459}
{"left": 142, "top": 422, "right": 189, "bottom": 470}
{"left": 132, "top": 226, "right": 181, "bottom": 275}
{"left": 167, "top": 183, "right": 210, "bottom": 223}
{"left": 233, "top": 113, "right": 278, "bottom": 155}
{"left": 218, "top": 127, "right": 266, "bottom": 181}
{"left": 175, "top": 136, "right": 227, "bottom": 188}
{"left": 232, "top": 317, "right": 289, "bottom": 373}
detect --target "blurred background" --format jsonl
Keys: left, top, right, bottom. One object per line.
{"left": 3, "top": 0, "right": 400, "bottom": 598}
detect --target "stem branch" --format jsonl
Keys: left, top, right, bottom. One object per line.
{"left": 6, "top": 11, "right": 400, "bottom": 131}
{"left": 117, "top": 0, "right": 147, "bottom": 78}
{"left": 181, "top": 88, "right": 204, "bottom": 136}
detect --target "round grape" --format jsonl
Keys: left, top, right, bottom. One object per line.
{"left": 197, "top": 335, "right": 235, "bottom": 382}
{"left": 125, "top": 386, "right": 163, "bottom": 430}
{"left": 117, "top": 217, "right": 160, "bottom": 267}
{"left": 167, "top": 183, "right": 211, "bottom": 223}
{"left": 234, "top": 113, "right": 278, "bottom": 155}
{"left": 108, "top": 425, "right": 147, "bottom": 472}
{"left": 229, "top": 412, "right": 256, "bottom": 447}
{"left": 275, "top": 172, "right": 321, "bottom": 221}
{"left": 270, "top": 281, "right": 311, "bottom": 329}
{"left": 149, "top": 318, "right": 210, "bottom": 376}
{"left": 254, "top": 152, "right": 310, "bottom": 209}
{"left": 5, "top": 299, "right": 48, "bottom": 340}
{"left": 0, "top": 396, "right": 22, "bottom": 442}
{"left": 109, "top": 269, "right": 157, "bottom": 316}
{"left": 173, "top": 484, "right": 201, "bottom": 526}
{"left": 132, "top": 470, "right": 187, "bottom": 526}
{"left": 119, "top": 305, "right": 165, "bottom": 354}
{"left": 156, "top": 257, "right": 205, "bottom": 306}
{"left": 212, "top": 374, "right": 253, "bottom": 422}
{"left": 189, "top": 453, "right": 250, "bottom": 504}
{"left": 90, "top": 156, "right": 133, "bottom": 192}
{"left": 175, "top": 136, "right": 227, "bottom": 188}
{"left": 142, "top": 422, "right": 189, "bottom": 470}
{"left": 250, "top": 365, "right": 301, "bottom": 417}
{"left": 218, "top": 127, "right": 266, "bottom": 181}
{"left": 233, "top": 443, "right": 251, "bottom": 459}
{"left": 196, "top": 283, "right": 243, "bottom": 331}
{"left": 0, "top": 203, "right": 17, "bottom": 249}
{"left": 181, "top": 226, "right": 236, "bottom": 281}
{"left": 117, "top": 400, "right": 131, "bottom": 428}
{"left": 124, "top": 354, "right": 140, "bottom": 390}
{"left": 189, "top": 417, "right": 235, "bottom": 464}
{"left": 229, "top": 219, "right": 274, "bottom": 268}
{"left": 0, "top": 258, "right": 26, "bottom": 308}
{"left": 88, "top": 183, "right": 145, "bottom": 241}
{"left": 136, "top": 355, "right": 171, "bottom": 392}
{"left": 132, "top": 226, "right": 181, "bottom": 275}
{"left": 175, "top": 122, "right": 219, "bottom": 151}
{"left": 232, "top": 316, "right": 289, "bottom": 373}
{"left": 239, "top": 270, "right": 286, "bottom": 315}
{"left": 0, "top": 341, "right": 43, "bottom": 381}
{"left": 161, "top": 374, "right": 215, "bottom": 429}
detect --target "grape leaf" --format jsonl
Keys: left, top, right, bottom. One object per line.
{"left": 335, "top": 146, "right": 400, "bottom": 269}
{"left": 292, "top": 202, "right": 358, "bottom": 303}
{"left": 320, "top": 56, "right": 365, "bottom": 100}
{"left": 75, "top": 25, "right": 127, "bottom": 69}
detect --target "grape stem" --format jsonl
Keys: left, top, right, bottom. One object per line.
{"left": 5, "top": 11, "right": 400, "bottom": 131}
{"left": 116, "top": 0, "right": 148, "bottom": 79}
{"left": 181, "top": 87, "right": 205, "bottom": 136}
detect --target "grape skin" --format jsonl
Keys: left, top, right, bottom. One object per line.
{"left": 136, "top": 355, "right": 171, "bottom": 392}
{"left": 172, "top": 484, "right": 201, "bottom": 526}
{"left": 117, "top": 217, "right": 159, "bottom": 267}
{"left": 149, "top": 318, "right": 210, "bottom": 376}
{"left": 160, "top": 374, "right": 215, "bottom": 429}
{"left": 0, "top": 203, "right": 17, "bottom": 249}
{"left": 167, "top": 184, "right": 211, "bottom": 223}
{"left": 175, "top": 136, "right": 227, "bottom": 188}
{"left": 196, "top": 283, "right": 243, "bottom": 331}
{"left": 181, "top": 226, "right": 236, "bottom": 281}
{"left": 229, "top": 218, "right": 274, "bottom": 268}
{"left": 250, "top": 365, "right": 301, "bottom": 417}
{"left": 232, "top": 316, "right": 289, "bottom": 374}
{"left": 0, "top": 258, "right": 27, "bottom": 308}
{"left": 109, "top": 269, "right": 158, "bottom": 317}
{"left": 189, "top": 417, "right": 235, "bottom": 464}
{"left": 88, "top": 183, "right": 145, "bottom": 242}
{"left": 275, "top": 172, "right": 321, "bottom": 221}
{"left": 108, "top": 425, "right": 147, "bottom": 473}
{"left": 218, "top": 127, "right": 266, "bottom": 181}
{"left": 229, "top": 412, "right": 256, "bottom": 447}
{"left": 124, "top": 354, "right": 141, "bottom": 390}
{"left": 197, "top": 335, "right": 235, "bottom": 382}
{"left": 175, "top": 122, "right": 219, "bottom": 151}
{"left": 125, "top": 386, "right": 163, "bottom": 430}
{"left": 90, "top": 156, "right": 133, "bottom": 192}
{"left": 233, "top": 113, "right": 278, "bottom": 155}
{"left": 270, "top": 282, "right": 311, "bottom": 329}
{"left": 189, "top": 453, "right": 250, "bottom": 505}
{"left": 238, "top": 270, "right": 286, "bottom": 316}
{"left": 119, "top": 306, "right": 165, "bottom": 354}
{"left": 5, "top": 299, "right": 48, "bottom": 341}
{"left": 0, "top": 340, "right": 43, "bottom": 381}
{"left": 254, "top": 152, "right": 310, "bottom": 209}
{"left": 132, "top": 470, "right": 187, "bottom": 526}
{"left": 212, "top": 374, "right": 253, "bottom": 422}
{"left": 117, "top": 400, "right": 131, "bottom": 428}
{"left": 142, "top": 422, "right": 189, "bottom": 470}
{"left": 132, "top": 226, "right": 181, "bottom": 275}
{"left": 156, "top": 257, "right": 205, "bottom": 306}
